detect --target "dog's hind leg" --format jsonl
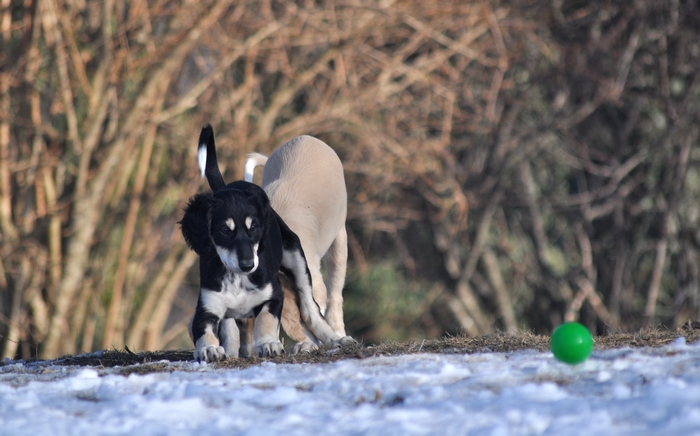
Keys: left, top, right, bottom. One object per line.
{"left": 277, "top": 217, "right": 355, "bottom": 349}
{"left": 279, "top": 284, "right": 320, "bottom": 354}
{"left": 306, "top": 251, "right": 328, "bottom": 315}
{"left": 237, "top": 318, "right": 255, "bottom": 358}
{"left": 323, "top": 226, "right": 348, "bottom": 337}
{"left": 280, "top": 249, "right": 350, "bottom": 347}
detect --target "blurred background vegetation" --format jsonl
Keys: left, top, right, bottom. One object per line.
{"left": 1, "top": 0, "right": 699, "bottom": 359}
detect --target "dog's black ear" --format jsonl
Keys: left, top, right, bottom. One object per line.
{"left": 256, "top": 192, "right": 276, "bottom": 255}
{"left": 179, "top": 192, "right": 218, "bottom": 255}
{"left": 273, "top": 207, "right": 302, "bottom": 253}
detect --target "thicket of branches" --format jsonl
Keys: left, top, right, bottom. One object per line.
{"left": 1, "top": 0, "right": 698, "bottom": 359}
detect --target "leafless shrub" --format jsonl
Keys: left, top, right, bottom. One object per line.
{"left": 1, "top": 0, "right": 698, "bottom": 359}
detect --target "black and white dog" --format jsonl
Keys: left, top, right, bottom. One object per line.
{"left": 180, "top": 125, "right": 354, "bottom": 362}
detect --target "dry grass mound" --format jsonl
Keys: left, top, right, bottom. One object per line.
{"left": 4, "top": 325, "right": 698, "bottom": 374}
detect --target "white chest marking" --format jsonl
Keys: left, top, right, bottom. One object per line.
{"left": 201, "top": 275, "right": 273, "bottom": 319}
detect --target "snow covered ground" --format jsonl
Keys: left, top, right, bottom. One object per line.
{"left": 2, "top": 338, "right": 700, "bottom": 435}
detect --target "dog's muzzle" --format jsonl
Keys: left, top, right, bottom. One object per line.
{"left": 238, "top": 257, "right": 255, "bottom": 272}
{"left": 215, "top": 244, "right": 259, "bottom": 274}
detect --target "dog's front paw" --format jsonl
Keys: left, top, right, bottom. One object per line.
{"left": 256, "top": 341, "right": 285, "bottom": 357}
{"left": 291, "top": 340, "right": 319, "bottom": 355}
{"left": 330, "top": 336, "right": 357, "bottom": 348}
{"left": 194, "top": 345, "right": 226, "bottom": 362}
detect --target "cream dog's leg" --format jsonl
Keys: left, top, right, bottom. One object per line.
{"left": 218, "top": 318, "right": 240, "bottom": 358}
{"left": 323, "top": 226, "right": 348, "bottom": 337}
{"left": 237, "top": 318, "right": 255, "bottom": 358}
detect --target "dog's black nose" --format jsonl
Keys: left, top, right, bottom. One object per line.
{"left": 239, "top": 258, "right": 255, "bottom": 272}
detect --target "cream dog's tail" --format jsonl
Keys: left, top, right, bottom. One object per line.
{"left": 244, "top": 152, "right": 268, "bottom": 183}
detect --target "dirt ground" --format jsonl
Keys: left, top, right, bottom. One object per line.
{"left": 4, "top": 322, "right": 698, "bottom": 375}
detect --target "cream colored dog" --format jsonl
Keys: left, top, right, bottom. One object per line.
{"left": 245, "top": 135, "right": 348, "bottom": 354}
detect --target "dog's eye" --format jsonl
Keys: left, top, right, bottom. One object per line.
{"left": 219, "top": 226, "right": 233, "bottom": 235}
{"left": 249, "top": 221, "right": 257, "bottom": 231}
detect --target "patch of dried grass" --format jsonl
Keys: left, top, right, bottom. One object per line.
{"left": 5, "top": 325, "right": 697, "bottom": 371}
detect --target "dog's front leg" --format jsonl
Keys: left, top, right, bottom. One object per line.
{"left": 253, "top": 300, "right": 284, "bottom": 357}
{"left": 191, "top": 297, "right": 226, "bottom": 362}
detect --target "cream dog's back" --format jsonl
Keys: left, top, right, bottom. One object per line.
{"left": 247, "top": 136, "right": 348, "bottom": 353}
{"left": 263, "top": 136, "right": 346, "bottom": 256}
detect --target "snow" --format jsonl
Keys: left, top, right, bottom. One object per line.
{"left": 2, "top": 339, "right": 700, "bottom": 435}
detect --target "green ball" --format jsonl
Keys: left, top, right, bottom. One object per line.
{"left": 550, "top": 322, "right": 593, "bottom": 364}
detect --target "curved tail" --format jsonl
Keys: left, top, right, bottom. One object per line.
{"left": 244, "top": 152, "right": 268, "bottom": 183}
{"left": 197, "top": 124, "right": 226, "bottom": 192}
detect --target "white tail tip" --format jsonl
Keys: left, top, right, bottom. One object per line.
{"left": 244, "top": 153, "right": 268, "bottom": 183}
{"left": 198, "top": 144, "right": 207, "bottom": 178}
